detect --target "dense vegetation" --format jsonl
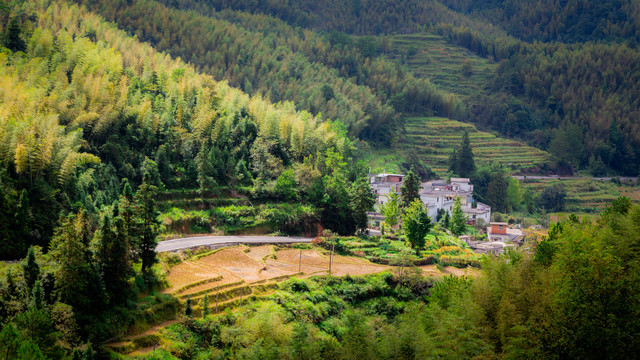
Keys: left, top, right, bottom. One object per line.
{"left": 441, "top": 0, "right": 640, "bottom": 44}
{"left": 1, "top": 0, "right": 639, "bottom": 358}
{"left": 126, "top": 198, "right": 640, "bottom": 359}
{"left": 71, "top": 0, "right": 467, "bottom": 145}
{"left": 110, "top": 0, "right": 640, "bottom": 175}
{"left": 0, "top": 0, "right": 377, "bottom": 258}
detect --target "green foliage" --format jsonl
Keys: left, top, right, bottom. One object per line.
{"left": 400, "top": 170, "right": 421, "bottom": 207}
{"left": 21, "top": 246, "right": 40, "bottom": 294}
{"left": 135, "top": 181, "right": 161, "bottom": 273}
{"left": 402, "top": 199, "right": 432, "bottom": 255}
{"left": 2, "top": 17, "right": 26, "bottom": 52}
{"left": 49, "top": 211, "right": 105, "bottom": 318}
{"left": 448, "top": 197, "right": 467, "bottom": 236}
{"left": 275, "top": 169, "right": 297, "bottom": 201}
{"left": 379, "top": 191, "right": 400, "bottom": 228}
{"left": 537, "top": 183, "right": 567, "bottom": 212}
{"left": 349, "top": 178, "right": 376, "bottom": 233}
{"left": 93, "top": 207, "right": 132, "bottom": 304}
{"left": 449, "top": 131, "right": 475, "bottom": 178}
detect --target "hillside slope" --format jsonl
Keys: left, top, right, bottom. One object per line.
{"left": 0, "top": 0, "right": 347, "bottom": 257}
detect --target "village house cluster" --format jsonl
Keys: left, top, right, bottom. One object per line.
{"left": 368, "top": 171, "right": 523, "bottom": 254}
{"left": 368, "top": 171, "right": 491, "bottom": 225}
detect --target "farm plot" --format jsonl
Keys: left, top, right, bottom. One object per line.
{"left": 400, "top": 117, "right": 551, "bottom": 173}
{"left": 386, "top": 33, "right": 497, "bottom": 98}
{"left": 520, "top": 177, "right": 640, "bottom": 213}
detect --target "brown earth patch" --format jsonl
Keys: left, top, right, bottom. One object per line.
{"left": 244, "top": 245, "right": 274, "bottom": 262}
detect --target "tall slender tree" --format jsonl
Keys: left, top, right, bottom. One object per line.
{"left": 134, "top": 179, "right": 160, "bottom": 273}
{"left": 400, "top": 170, "right": 421, "bottom": 208}
{"left": 449, "top": 197, "right": 467, "bottom": 236}
{"left": 94, "top": 204, "right": 132, "bottom": 303}
{"left": 456, "top": 131, "right": 476, "bottom": 178}
{"left": 22, "top": 246, "right": 40, "bottom": 294}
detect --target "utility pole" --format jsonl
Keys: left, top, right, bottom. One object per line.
{"left": 298, "top": 249, "right": 302, "bottom": 272}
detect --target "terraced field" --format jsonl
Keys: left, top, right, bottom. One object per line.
{"left": 400, "top": 117, "right": 551, "bottom": 173}
{"left": 385, "top": 33, "right": 498, "bottom": 98}
{"left": 519, "top": 177, "right": 640, "bottom": 213}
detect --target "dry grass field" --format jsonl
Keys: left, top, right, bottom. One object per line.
{"left": 165, "top": 244, "right": 479, "bottom": 296}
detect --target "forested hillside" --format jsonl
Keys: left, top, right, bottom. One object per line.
{"left": 0, "top": 0, "right": 350, "bottom": 258}
{"left": 143, "top": 0, "right": 640, "bottom": 175}
{"left": 71, "top": 0, "right": 469, "bottom": 145}
{"left": 441, "top": 0, "right": 640, "bottom": 44}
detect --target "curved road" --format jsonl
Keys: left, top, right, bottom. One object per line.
{"left": 156, "top": 235, "right": 313, "bottom": 252}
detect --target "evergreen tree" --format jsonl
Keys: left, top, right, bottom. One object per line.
{"left": 134, "top": 180, "right": 160, "bottom": 273}
{"left": 30, "top": 281, "right": 43, "bottom": 309}
{"left": 14, "top": 189, "right": 30, "bottom": 255}
{"left": 400, "top": 170, "right": 421, "bottom": 208}
{"left": 449, "top": 197, "right": 467, "bottom": 236}
{"left": 3, "top": 17, "right": 26, "bottom": 52}
{"left": 202, "top": 294, "right": 210, "bottom": 317}
{"left": 185, "top": 296, "right": 193, "bottom": 317}
{"left": 456, "top": 131, "right": 476, "bottom": 178}
{"left": 94, "top": 206, "right": 132, "bottom": 303}
{"left": 402, "top": 199, "right": 432, "bottom": 255}
{"left": 22, "top": 246, "right": 40, "bottom": 293}
{"left": 487, "top": 168, "right": 508, "bottom": 212}
{"left": 50, "top": 212, "right": 105, "bottom": 316}
{"left": 350, "top": 178, "right": 376, "bottom": 234}
{"left": 442, "top": 210, "right": 451, "bottom": 229}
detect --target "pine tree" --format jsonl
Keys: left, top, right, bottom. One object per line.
{"left": 50, "top": 212, "right": 105, "bottom": 315}
{"left": 94, "top": 207, "right": 132, "bottom": 303}
{"left": 448, "top": 147, "right": 458, "bottom": 175}
{"left": 3, "top": 17, "right": 26, "bottom": 52}
{"left": 134, "top": 180, "right": 160, "bottom": 273}
{"left": 456, "top": 131, "right": 476, "bottom": 178}
{"left": 202, "top": 294, "right": 210, "bottom": 317}
{"left": 449, "top": 197, "right": 467, "bottom": 236}
{"left": 443, "top": 210, "right": 451, "bottom": 229}
{"left": 30, "top": 280, "right": 44, "bottom": 309}
{"left": 22, "top": 246, "right": 40, "bottom": 293}
{"left": 400, "top": 170, "right": 421, "bottom": 208}
{"left": 487, "top": 168, "right": 508, "bottom": 212}
{"left": 185, "top": 296, "right": 193, "bottom": 317}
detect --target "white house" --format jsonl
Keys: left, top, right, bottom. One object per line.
{"left": 368, "top": 173, "right": 490, "bottom": 225}
{"left": 369, "top": 171, "right": 404, "bottom": 208}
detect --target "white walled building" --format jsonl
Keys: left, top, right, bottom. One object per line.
{"left": 369, "top": 174, "right": 490, "bottom": 225}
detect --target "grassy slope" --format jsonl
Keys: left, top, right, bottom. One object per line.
{"left": 385, "top": 33, "right": 497, "bottom": 98}
{"left": 364, "top": 117, "right": 551, "bottom": 175}
{"left": 360, "top": 33, "right": 550, "bottom": 175}
{"left": 520, "top": 178, "right": 640, "bottom": 213}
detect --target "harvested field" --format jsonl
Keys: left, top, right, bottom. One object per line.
{"left": 244, "top": 245, "right": 274, "bottom": 262}
{"left": 164, "top": 260, "right": 223, "bottom": 294}
{"left": 166, "top": 245, "right": 479, "bottom": 295}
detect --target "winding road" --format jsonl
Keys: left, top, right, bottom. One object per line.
{"left": 156, "top": 235, "right": 313, "bottom": 252}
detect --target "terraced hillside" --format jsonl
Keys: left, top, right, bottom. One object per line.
{"left": 385, "top": 33, "right": 498, "bottom": 98}
{"left": 402, "top": 117, "right": 551, "bottom": 173}
{"left": 519, "top": 178, "right": 640, "bottom": 213}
